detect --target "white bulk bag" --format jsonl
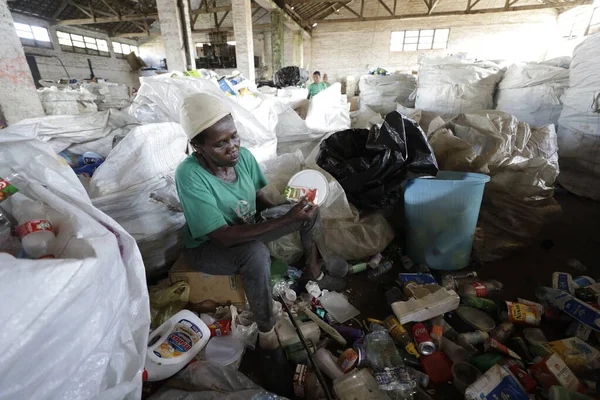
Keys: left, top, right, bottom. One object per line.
{"left": 495, "top": 63, "right": 569, "bottom": 127}
{"left": 359, "top": 74, "right": 417, "bottom": 114}
{"left": 415, "top": 57, "right": 504, "bottom": 118}
{"left": 0, "top": 128, "right": 149, "bottom": 400}
{"left": 89, "top": 122, "right": 188, "bottom": 277}
{"left": 557, "top": 32, "right": 600, "bottom": 200}
{"left": 129, "top": 74, "right": 277, "bottom": 163}
{"left": 305, "top": 83, "right": 351, "bottom": 135}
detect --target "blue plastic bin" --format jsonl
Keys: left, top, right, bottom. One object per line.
{"left": 403, "top": 171, "right": 490, "bottom": 270}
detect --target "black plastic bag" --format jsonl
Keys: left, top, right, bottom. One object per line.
{"left": 273, "top": 66, "right": 309, "bottom": 88}
{"left": 316, "top": 111, "right": 438, "bottom": 211}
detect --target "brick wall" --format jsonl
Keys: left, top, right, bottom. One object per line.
{"left": 311, "top": 8, "right": 559, "bottom": 82}
{"left": 12, "top": 13, "right": 140, "bottom": 88}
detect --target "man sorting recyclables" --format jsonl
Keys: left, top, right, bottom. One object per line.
{"left": 175, "top": 93, "right": 348, "bottom": 349}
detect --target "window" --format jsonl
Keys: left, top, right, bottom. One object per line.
{"left": 14, "top": 22, "right": 52, "bottom": 49}
{"left": 390, "top": 28, "right": 449, "bottom": 52}
{"left": 589, "top": 6, "right": 600, "bottom": 35}
{"left": 57, "top": 31, "right": 109, "bottom": 56}
{"left": 113, "top": 41, "right": 139, "bottom": 58}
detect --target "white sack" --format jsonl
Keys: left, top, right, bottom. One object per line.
{"left": 495, "top": 63, "right": 569, "bottom": 127}
{"left": 359, "top": 74, "right": 417, "bottom": 114}
{"left": 557, "top": 32, "right": 600, "bottom": 200}
{"left": 415, "top": 57, "right": 504, "bottom": 118}
{"left": 83, "top": 82, "right": 131, "bottom": 110}
{"left": 305, "top": 83, "right": 351, "bottom": 135}
{"left": 0, "top": 128, "right": 149, "bottom": 400}
{"left": 38, "top": 87, "right": 98, "bottom": 115}
{"left": 89, "top": 123, "right": 188, "bottom": 277}
{"left": 129, "top": 74, "right": 277, "bottom": 163}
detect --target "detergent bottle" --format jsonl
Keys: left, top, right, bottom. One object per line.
{"left": 145, "top": 310, "right": 210, "bottom": 381}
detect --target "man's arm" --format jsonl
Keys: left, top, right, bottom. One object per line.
{"left": 208, "top": 198, "right": 317, "bottom": 248}
{"left": 256, "top": 190, "right": 279, "bottom": 212}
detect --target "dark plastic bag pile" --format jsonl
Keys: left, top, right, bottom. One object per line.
{"left": 316, "top": 111, "right": 439, "bottom": 211}
{"left": 273, "top": 66, "right": 309, "bottom": 88}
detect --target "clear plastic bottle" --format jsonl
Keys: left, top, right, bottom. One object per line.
{"left": 0, "top": 172, "right": 21, "bottom": 203}
{"left": 11, "top": 197, "right": 56, "bottom": 259}
{"left": 272, "top": 280, "right": 297, "bottom": 303}
{"left": 457, "top": 280, "right": 503, "bottom": 297}
{"left": 0, "top": 212, "right": 21, "bottom": 255}
{"left": 535, "top": 286, "right": 600, "bottom": 331}
{"left": 365, "top": 330, "right": 417, "bottom": 399}
{"left": 367, "top": 261, "right": 393, "bottom": 281}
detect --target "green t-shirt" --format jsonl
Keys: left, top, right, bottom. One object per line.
{"left": 308, "top": 82, "right": 328, "bottom": 98}
{"left": 175, "top": 147, "right": 268, "bottom": 248}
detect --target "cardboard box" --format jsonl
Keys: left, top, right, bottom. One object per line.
{"left": 169, "top": 256, "right": 246, "bottom": 306}
{"left": 348, "top": 96, "right": 359, "bottom": 112}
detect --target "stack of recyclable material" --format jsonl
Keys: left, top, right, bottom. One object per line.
{"left": 359, "top": 73, "right": 417, "bottom": 114}
{"left": 557, "top": 32, "right": 600, "bottom": 200}
{"left": 427, "top": 110, "right": 561, "bottom": 262}
{"left": 273, "top": 66, "right": 309, "bottom": 88}
{"left": 83, "top": 82, "right": 131, "bottom": 110}
{"left": 38, "top": 86, "right": 97, "bottom": 115}
{"left": 415, "top": 56, "right": 504, "bottom": 119}
{"left": 495, "top": 62, "right": 569, "bottom": 128}
{"left": 0, "top": 122, "right": 150, "bottom": 399}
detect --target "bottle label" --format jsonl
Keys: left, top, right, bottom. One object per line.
{"left": 0, "top": 177, "right": 19, "bottom": 202}
{"left": 373, "top": 366, "right": 411, "bottom": 389}
{"left": 472, "top": 282, "right": 488, "bottom": 297}
{"left": 16, "top": 219, "right": 53, "bottom": 239}
{"left": 153, "top": 319, "right": 203, "bottom": 359}
{"left": 431, "top": 325, "right": 443, "bottom": 337}
{"left": 506, "top": 301, "right": 541, "bottom": 326}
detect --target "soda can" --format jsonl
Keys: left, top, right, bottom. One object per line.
{"left": 458, "top": 330, "right": 489, "bottom": 346}
{"left": 353, "top": 339, "right": 367, "bottom": 367}
{"left": 411, "top": 322, "right": 436, "bottom": 355}
{"left": 490, "top": 321, "right": 515, "bottom": 343}
{"left": 337, "top": 348, "right": 359, "bottom": 373}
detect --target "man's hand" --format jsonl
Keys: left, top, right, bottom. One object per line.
{"left": 285, "top": 198, "right": 318, "bottom": 223}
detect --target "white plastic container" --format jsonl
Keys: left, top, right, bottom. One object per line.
{"left": 11, "top": 197, "right": 56, "bottom": 259}
{"left": 287, "top": 169, "right": 329, "bottom": 206}
{"left": 145, "top": 310, "right": 210, "bottom": 381}
{"left": 204, "top": 334, "right": 245, "bottom": 370}
{"left": 276, "top": 316, "right": 320, "bottom": 347}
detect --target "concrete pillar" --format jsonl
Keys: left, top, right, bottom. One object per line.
{"left": 156, "top": 0, "right": 188, "bottom": 71}
{"left": 292, "top": 31, "right": 302, "bottom": 66}
{"left": 270, "top": 10, "right": 284, "bottom": 72}
{"left": 0, "top": 0, "right": 44, "bottom": 125}
{"left": 231, "top": 0, "right": 255, "bottom": 81}
{"left": 182, "top": 0, "right": 197, "bottom": 66}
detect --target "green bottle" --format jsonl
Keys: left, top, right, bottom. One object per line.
{"left": 460, "top": 295, "right": 498, "bottom": 314}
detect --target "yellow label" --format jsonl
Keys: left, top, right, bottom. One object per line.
{"left": 153, "top": 319, "right": 203, "bottom": 359}
{"left": 508, "top": 302, "right": 540, "bottom": 325}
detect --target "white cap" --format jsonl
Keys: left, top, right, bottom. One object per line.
{"left": 180, "top": 93, "right": 231, "bottom": 141}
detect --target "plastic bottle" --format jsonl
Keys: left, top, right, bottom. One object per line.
{"left": 365, "top": 330, "right": 417, "bottom": 398}
{"left": 0, "top": 213, "right": 20, "bottom": 256}
{"left": 305, "top": 281, "right": 321, "bottom": 298}
{"left": 314, "top": 348, "right": 345, "bottom": 381}
{"left": 348, "top": 262, "right": 368, "bottom": 274}
{"left": 368, "top": 253, "right": 383, "bottom": 268}
{"left": 460, "top": 295, "right": 499, "bottom": 314}
{"left": 11, "top": 197, "right": 56, "bottom": 259}
{"left": 145, "top": 310, "right": 211, "bottom": 381}
{"left": 0, "top": 172, "right": 21, "bottom": 203}
{"left": 430, "top": 316, "right": 444, "bottom": 349}
{"left": 384, "top": 315, "right": 420, "bottom": 358}
{"left": 457, "top": 280, "right": 503, "bottom": 297}
{"left": 440, "top": 337, "right": 470, "bottom": 364}
{"left": 367, "top": 261, "right": 393, "bottom": 281}
{"left": 273, "top": 280, "right": 297, "bottom": 303}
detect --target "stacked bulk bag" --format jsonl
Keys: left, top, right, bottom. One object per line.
{"left": 557, "top": 32, "right": 600, "bottom": 200}
{"left": 495, "top": 63, "right": 569, "bottom": 127}
{"left": 415, "top": 56, "right": 504, "bottom": 119}
{"left": 359, "top": 74, "right": 417, "bottom": 114}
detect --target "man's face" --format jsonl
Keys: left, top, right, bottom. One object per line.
{"left": 194, "top": 114, "right": 241, "bottom": 167}
{"left": 313, "top": 74, "right": 320, "bottom": 84}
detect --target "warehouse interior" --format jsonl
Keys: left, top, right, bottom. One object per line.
{"left": 1, "top": 0, "right": 600, "bottom": 398}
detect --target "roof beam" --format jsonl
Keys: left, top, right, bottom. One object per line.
{"left": 217, "top": 10, "right": 230, "bottom": 27}
{"left": 254, "top": 0, "right": 312, "bottom": 36}
{"left": 376, "top": 0, "right": 394, "bottom": 15}
{"left": 314, "top": 0, "right": 590, "bottom": 22}
{"left": 52, "top": 0, "right": 70, "bottom": 20}
{"left": 192, "top": 23, "right": 270, "bottom": 33}
{"left": 191, "top": 3, "right": 260, "bottom": 15}
{"left": 112, "top": 31, "right": 161, "bottom": 37}
{"left": 56, "top": 13, "right": 159, "bottom": 25}
{"left": 429, "top": 0, "right": 441, "bottom": 13}
{"left": 341, "top": 3, "right": 362, "bottom": 17}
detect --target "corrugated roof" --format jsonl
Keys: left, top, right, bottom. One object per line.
{"left": 8, "top": 0, "right": 157, "bottom": 35}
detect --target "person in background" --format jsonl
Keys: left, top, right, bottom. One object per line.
{"left": 175, "top": 93, "right": 348, "bottom": 350}
{"left": 308, "top": 71, "right": 329, "bottom": 98}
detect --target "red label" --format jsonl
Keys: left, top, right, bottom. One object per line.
{"left": 16, "top": 219, "right": 53, "bottom": 239}
{"left": 472, "top": 282, "right": 488, "bottom": 297}
{"left": 431, "top": 325, "right": 443, "bottom": 337}
{"left": 411, "top": 323, "right": 432, "bottom": 343}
